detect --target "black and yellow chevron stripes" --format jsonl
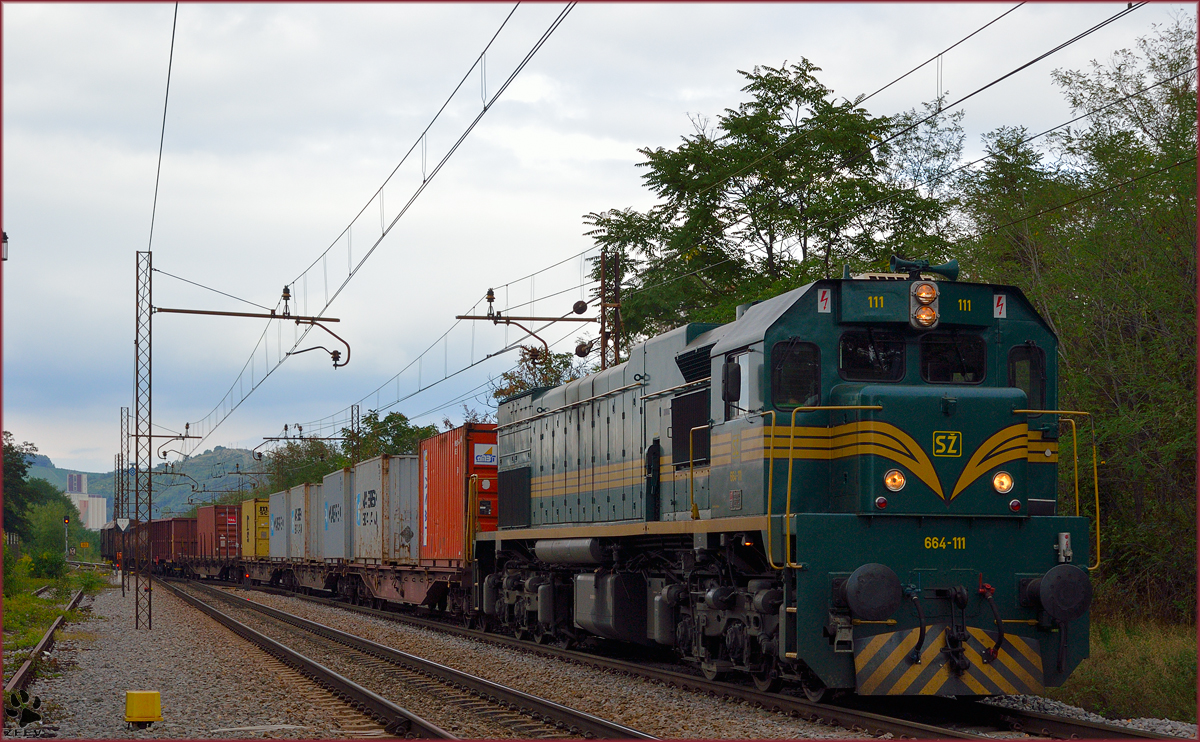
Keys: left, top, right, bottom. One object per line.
{"left": 853, "top": 624, "right": 1044, "bottom": 696}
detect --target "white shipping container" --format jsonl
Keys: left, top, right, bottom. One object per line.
{"left": 354, "top": 455, "right": 420, "bottom": 563}
{"left": 392, "top": 455, "right": 420, "bottom": 563}
{"left": 287, "top": 484, "right": 311, "bottom": 560}
{"left": 306, "top": 483, "right": 324, "bottom": 561}
{"left": 323, "top": 468, "right": 354, "bottom": 561}
{"left": 354, "top": 455, "right": 389, "bottom": 562}
{"left": 269, "top": 490, "right": 289, "bottom": 559}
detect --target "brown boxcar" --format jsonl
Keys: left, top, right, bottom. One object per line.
{"left": 172, "top": 518, "right": 197, "bottom": 559}
{"left": 197, "top": 505, "right": 241, "bottom": 559}
{"left": 150, "top": 520, "right": 169, "bottom": 564}
{"left": 418, "top": 423, "right": 498, "bottom": 566}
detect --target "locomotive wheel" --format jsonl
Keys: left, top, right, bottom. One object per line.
{"left": 751, "top": 668, "right": 782, "bottom": 694}
{"left": 700, "top": 663, "right": 725, "bottom": 682}
{"left": 801, "top": 677, "right": 828, "bottom": 703}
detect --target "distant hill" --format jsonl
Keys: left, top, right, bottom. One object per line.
{"left": 25, "top": 446, "right": 263, "bottom": 520}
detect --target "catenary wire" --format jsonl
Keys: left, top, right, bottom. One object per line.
{"left": 289, "top": 3, "right": 521, "bottom": 284}
{"left": 183, "top": 5, "right": 576, "bottom": 454}
{"left": 858, "top": 3, "right": 1025, "bottom": 105}
{"left": 152, "top": 267, "right": 275, "bottom": 312}
{"left": 694, "top": 2, "right": 1146, "bottom": 200}
{"left": 146, "top": 3, "right": 179, "bottom": 253}
{"left": 968, "top": 155, "right": 1197, "bottom": 238}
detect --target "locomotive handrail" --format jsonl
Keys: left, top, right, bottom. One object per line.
{"left": 687, "top": 424, "right": 711, "bottom": 520}
{"left": 1013, "top": 409, "right": 1100, "bottom": 572}
{"left": 495, "top": 381, "right": 646, "bottom": 430}
{"left": 640, "top": 377, "right": 710, "bottom": 401}
{"left": 784, "top": 405, "right": 884, "bottom": 568}
{"left": 759, "top": 411, "right": 785, "bottom": 570}
{"left": 465, "top": 475, "right": 479, "bottom": 563}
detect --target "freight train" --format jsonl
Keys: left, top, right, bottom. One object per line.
{"left": 103, "top": 257, "right": 1097, "bottom": 700}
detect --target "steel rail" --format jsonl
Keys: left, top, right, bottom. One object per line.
{"left": 217, "top": 583, "right": 985, "bottom": 739}
{"left": 185, "top": 581, "right": 656, "bottom": 740}
{"left": 232, "top": 582, "right": 1186, "bottom": 740}
{"left": 158, "top": 580, "right": 452, "bottom": 738}
{"left": 976, "top": 702, "right": 1182, "bottom": 740}
{"left": 4, "top": 590, "right": 84, "bottom": 693}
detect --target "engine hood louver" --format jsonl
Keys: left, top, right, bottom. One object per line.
{"left": 675, "top": 344, "right": 714, "bottom": 383}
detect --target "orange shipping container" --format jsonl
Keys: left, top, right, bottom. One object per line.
{"left": 198, "top": 504, "right": 241, "bottom": 559}
{"left": 419, "top": 423, "right": 498, "bottom": 565}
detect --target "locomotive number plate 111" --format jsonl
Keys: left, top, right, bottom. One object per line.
{"left": 924, "top": 536, "right": 966, "bottom": 549}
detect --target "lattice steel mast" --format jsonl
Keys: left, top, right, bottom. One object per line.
{"left": 133, "top": 251, "right": 153, "bottom": 628}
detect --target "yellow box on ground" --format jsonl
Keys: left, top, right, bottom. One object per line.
{"left": 124, "top": 690, "right": 163, "bottom": 722}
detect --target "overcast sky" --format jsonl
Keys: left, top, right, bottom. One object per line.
{"left": 4, "top": 2, "right": 1193, "bottom": 473}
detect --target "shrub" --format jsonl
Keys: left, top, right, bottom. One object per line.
{"left": 29, "top": 551, "right": 66, "bottom": 580}
{"left": 75, "top": 570, "right": 105, "bottom": 593}
{"left": 3, "top": 543, "right": 27, "bottom": 597}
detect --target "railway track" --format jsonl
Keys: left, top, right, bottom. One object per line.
{"left": 171, "top": 579, "right": 655, "bottom": 740}
{"left": 222, "top": 580, "right": 1186, "bottom": 740}
{"left": 4, "top": 589, "right": 85, "bottom": 693}
{"left": 159, "top": 580, "right": 450, "bottom": 738}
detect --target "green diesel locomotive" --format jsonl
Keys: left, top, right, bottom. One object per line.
{"left": 479, "top": 257, "right": 1095, "bottom": 699}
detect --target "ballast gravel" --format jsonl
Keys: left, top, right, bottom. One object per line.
{"left": 983, "top": 694, "right": 1198, "bottom": 739}
{"left": 229, "top": 589, "right": 860, "bottom": 739}
{"left": 19, "top": 581, "right": 355, "bottom": 739}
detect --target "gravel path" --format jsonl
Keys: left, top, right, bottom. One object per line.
{"left": 18, "top": 581, "right": 383, "bottom": 739}
{"left": 226, "top": 587, "right": 859, "bottom": 739}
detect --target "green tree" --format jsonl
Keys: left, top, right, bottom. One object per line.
{"left": 491, "top": 346, "right": 585, "bottom": 401}
{"left": 262, "top": 438, "right": 344, "bottom": 493}
{"left": 340, "top": 410, "right": 440, "bottom": 461}
{"left": 585, "top": 60, "right": 954, "bottom": 343}
{"left": 3, "top": 431, "right": 46, "bottom": 540}
{"left": 956, "top": 19, "right": 1196, "bottom": 622}
{"left": 24, "top": 481, "right": 99, "bottom": 562}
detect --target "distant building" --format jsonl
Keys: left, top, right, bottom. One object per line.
{"left": 86, "top": 496, "right": 106, "bottom": 530}
{"left": 68, "top": 491, "right": 107, "bottom": 530}
{"left": 67, "top": 473, "right": 87, "bottom": 494}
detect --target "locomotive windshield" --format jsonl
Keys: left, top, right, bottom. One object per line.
{"left": 839, "top": 329, "right": 904, "bottom": 381}
{"left": 772, "top": 340, "right": 820, "bottom": 407}
{"left": 919, "top": 331, "right": 986, "bottom": 383}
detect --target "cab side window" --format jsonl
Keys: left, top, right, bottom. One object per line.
{"left": 1008, "top": 344, "right": 1045, "bottom": 410}
{"left": 772, "top": 341, "right": 820, "bottom": 408}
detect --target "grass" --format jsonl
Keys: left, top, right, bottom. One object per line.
{"left": 2, "top": 564, "right": 111, "bottom": 685}
{"left": 1047, "top": 618, "right": 1197, "bottom": 723}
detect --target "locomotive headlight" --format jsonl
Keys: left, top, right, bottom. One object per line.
{"left": 884, "top": 469, "right": 906, "bottom": 491}
{"left": 913, "top": 305, "right": 938, "bottom": 327}
{"left": 913, "top": 282, "right": 937, "bottom": 304}
{"left": 993, "top": 471, "right": 1014, "bottom": 494}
